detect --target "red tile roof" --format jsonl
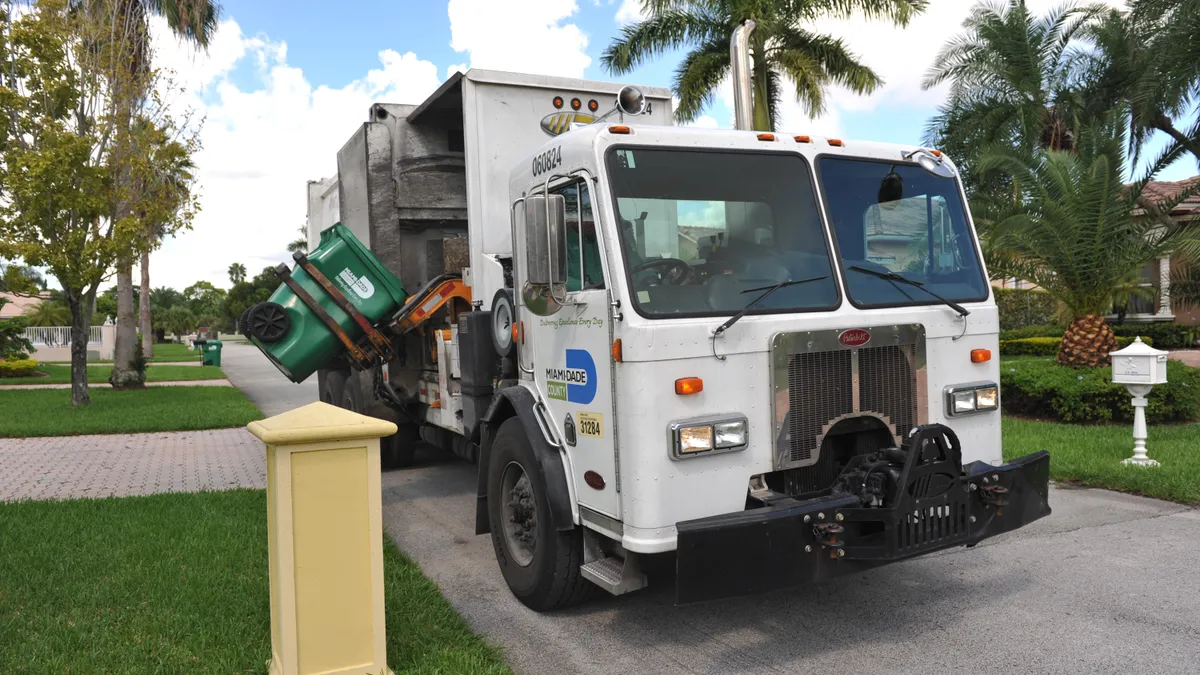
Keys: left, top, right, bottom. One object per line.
{"left": 1139, "top": 176, "right": 1200, "bottom": 215}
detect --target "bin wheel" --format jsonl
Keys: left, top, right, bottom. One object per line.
{"left": 247, "top": 302, "right": 291, "bottom": 343}
{"left": 237, "top": 307, "right": 254, "bottom": 340}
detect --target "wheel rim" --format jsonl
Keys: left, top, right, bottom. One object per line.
{"left": 500, "top": 461, "right": 537, "bottom": 567}
{"left": 249, "top": 303, "right": 291, "bottom": 342}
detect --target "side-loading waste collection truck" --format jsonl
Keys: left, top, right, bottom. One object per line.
{"left": 244, "top": 34, "right": 1050, "bottom": 610}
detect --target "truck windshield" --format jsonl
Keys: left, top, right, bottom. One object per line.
{"left": 817, "top": 157, "right": 989, "bottom": 308}
{"left": 605, "top": 148, "right": 838, "bottom": 318}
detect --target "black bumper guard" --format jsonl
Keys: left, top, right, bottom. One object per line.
{"left": 675, "top": 424, "right": 1050, "bottom": 604}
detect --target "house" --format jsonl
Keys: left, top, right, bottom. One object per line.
{"left": 0, "top": 291, "right": 49, "bottom": 319}
{"left": 1126, "top": 176, "right": 1200, "bottom": 324}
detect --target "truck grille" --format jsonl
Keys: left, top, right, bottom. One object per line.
{"left": 772, "top": 326, "right": 926, "bottom": 471}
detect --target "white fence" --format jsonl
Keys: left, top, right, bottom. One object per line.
{"left": 22, "top": 325, "right": 114, "bottom": 361}
{"left": 23, "top": 326, "right": 103, "bottom": 346}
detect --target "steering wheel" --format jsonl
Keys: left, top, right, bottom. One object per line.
{"left": 633, "top": 258, "right": 692, "bottom": 286}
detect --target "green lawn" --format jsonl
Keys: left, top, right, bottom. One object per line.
{"left": 1004, "top": 417, "right": 1200, "bottom": 505}
{"left": 0, "top": 387, "right": 262, "bottom": 437}
{"left": 52, "top": 342, "right": 205, "bottom": 364}
{"left": 0, "top": 363, "right": 226, "bottom": 386}
{"left": 0, "top": 490, "right": 510, "bottom": 674}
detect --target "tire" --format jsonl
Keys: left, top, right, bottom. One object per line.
{"left": 487, "top": 418, "right": 593, "bottom": 611}
{"left": 382, "top": 424, "right": 420, "bottom": 469}
{"left": 341, "top": 381, "right": 362, "bottom": 413}
{"left": 321, "top": 369, "right": 349, "bottom": 406}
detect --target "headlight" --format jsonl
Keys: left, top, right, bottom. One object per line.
{"left": 944, "top": 381, "right": 999, "bottom": 416}
{"left": 678, "top": 426, "right": 714, "bottom": 453}
{"left": 669, "top": 415, "right": 748, "bottom": 459}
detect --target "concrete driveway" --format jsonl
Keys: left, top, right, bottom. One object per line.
{"left": 220, "top": 344, "right": 1200, "bottom": 674}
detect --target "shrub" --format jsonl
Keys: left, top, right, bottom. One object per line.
{"left": 1001, "top": 358, "right": 1200, "bottom": 424}
{"left": 0, "top": 359, "right": 41, "bottom": 378}
{"left": 1000, "top": 335, "right": 1150, "bottom": 356}
{"left": 1110, "top": 323, "right": 1197, "bottom": 349}
{"left": 999, "top": 324, "right": 1066, "bottom": 341}
{"left": 995, "top": 288, "right": 1059, "bottom": 330}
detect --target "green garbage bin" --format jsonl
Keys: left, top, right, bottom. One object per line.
{"left": 203, "top": 340, "right": 223, "bottom": 367}
{"left": 247, "top": 224, "right": 406, "bottom": 384}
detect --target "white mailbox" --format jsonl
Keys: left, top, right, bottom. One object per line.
{"left": 1110, "top": 337, "right": 1168, "bottom": 385}
{"left": 1110, "top": 336, "right": 1167, "bottom": 467}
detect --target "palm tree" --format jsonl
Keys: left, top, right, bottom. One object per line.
{"left": 922, "top": 0, "right": 1104, "bottom": 191}
{"left": 602, "top": 0, "right": 926, "bottom": 131}
{"left": 1079, "top": 3, "right": 1200, "bottom": 164}
{"left": 977, "top": 123, "right": 1200, "bottom": 367}
{"left": 287, "top": 226, "right": 307, "bottom": 254}
{"left": 228, "top": 262, "right": 246, "bottom": 285}
{"left": 139, "top": 137, "right": 195, "bottom": 358}
{"left": 23, "top": 300, "right": 71, "bottom": 326}
{"left": 105, "top": 0, "right": 219, "bottom": 385}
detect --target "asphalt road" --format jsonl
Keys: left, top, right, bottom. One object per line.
{"left": 221, "top": 344, "right": 1200, "bottom": 674}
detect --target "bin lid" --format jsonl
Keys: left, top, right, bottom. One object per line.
{"left": 207, "top": 340, "right": 222, "bottom": 346}
{"left": 321, "top": 224, "right": 407, "bottom": 306}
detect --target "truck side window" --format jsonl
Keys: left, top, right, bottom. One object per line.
{"left": 556, "top": 181, "right": 605, "bottom": 292}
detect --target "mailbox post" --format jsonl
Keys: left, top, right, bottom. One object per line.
{"left": 1110, "top": 337, "right": 1168, "bottom": 467}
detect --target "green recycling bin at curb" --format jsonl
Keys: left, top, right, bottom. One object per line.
{"left": 247, "top": 224, "right": 406, "bottom": 384}
{"left": 202, "top": 340, "right": 222, "bottom": 367}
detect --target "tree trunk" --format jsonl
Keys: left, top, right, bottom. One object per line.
{"left": 140, "top": 249, "right": 153, "bottom": 358}
{"left": 1058, "top": 313, "right": 1118, "bottom": 367}
{"left": 64, "top": 288, "right": 95, "bottom": 407}
{"left": 751, "top": 52, "right": 772, "bottom": 132}
{"left": 109, "top": 259, "right": 144, "bottom": 388}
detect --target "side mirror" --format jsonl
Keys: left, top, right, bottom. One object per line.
{"left": 617, "top": 86, "right": 647, "bottom": 116}
{"left": 522, "top": 193, "right": 567, "bottom": 316}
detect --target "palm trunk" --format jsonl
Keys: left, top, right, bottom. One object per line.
{"left": 1154, "top": 114, "right": 1200, "bottom": 162}
{"left": 110, "top": 258, "right": 143, "bottom": 388}
{"left": 140, "top": 248, "right": 153, "bottom": 358}
{"left": 64, "top": 288, "right": 95, "bottom": 407}
{"left": 751, "top": 51, "right": 772, "bottom": 132}
{"left": 1058, "top": 313, "right": 1118, "bottom": 367}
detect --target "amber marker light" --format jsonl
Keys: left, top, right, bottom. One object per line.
{"left": 675, "top": 377, "right": 704, "bottom": 395}
{"left": 971, "top": 349, "right": 992, "bottom": 363}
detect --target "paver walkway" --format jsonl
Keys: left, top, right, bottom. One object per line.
{"left": 1169, "top": 349, "right": 1200, "bottom": 367}
{"left": 0, "top": 429, "right": 264, "bottom": 501}
{"left": 0, "top": 379, "right": 231, "bottom": 390}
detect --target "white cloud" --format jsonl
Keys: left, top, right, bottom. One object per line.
{"left": 145, "top": 17, "right": 442, "bottom": 291}
{"left": 446, "top": 63, "right": 467, "bottom": 79}
{"left": 616, "top": 0, "right": 645, "bottom": 25}
{"left": 447, "top": 0, "right": 590, "bottom": 78}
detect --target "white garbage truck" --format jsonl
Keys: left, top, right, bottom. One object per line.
{"left": 254, "top": 38, "right": 1050, "bottom": 610}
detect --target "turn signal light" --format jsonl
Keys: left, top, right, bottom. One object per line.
{"left": 757, "top": 133, "right": 775, "bottom": 141}
{"left": 611, "top": 338, "right": 623, "bottom": 363}
{"left": 675, "top": 377, "right": 704, "bottom": 395}
{"left": 608, "top": 125, "right": 631, "bottom": 134}
{"left": 971, "top": 349, "right": 992, "bottom": 363}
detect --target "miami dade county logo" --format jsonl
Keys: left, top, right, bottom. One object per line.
{"left": 336, "top": 268, "right": 375, "bottom": 300}
{"left": 545, "top": 349, "right": 597, "bottom": 404}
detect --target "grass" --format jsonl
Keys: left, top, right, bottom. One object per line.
{"left": 0, "top": 363, "right": 226, "bottom": 386}
{"left": 0, "top": 387, "right": 262, "bottom": 437}
{"left": 1004, "top": 416, "right": 1200, "bottom": 505}
{"left": 51, "top": 342, "right": 204, "bottom": 364}
{"left": 0, "top": 490, "right": 510, "bottom": 674}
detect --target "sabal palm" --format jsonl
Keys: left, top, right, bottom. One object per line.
{"left": 977, "top": 124, "right": 1200, "bottom": 366}
{"left": 922, "top": 0, "right": 1103, "bottom": 186}
{"left": 602, "top": 0, "right": 926, "bottom": 131}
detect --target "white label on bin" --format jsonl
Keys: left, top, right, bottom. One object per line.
{"left": 338, "top": 268, "right": 375, "bottom": 300}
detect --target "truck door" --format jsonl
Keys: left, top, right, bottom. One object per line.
{"left": 523, "top": 178, "right": 620, "bottom": 519}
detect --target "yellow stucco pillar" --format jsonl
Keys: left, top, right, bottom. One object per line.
{"left": 248, "top": 401, "right": 397, "bottom": 675}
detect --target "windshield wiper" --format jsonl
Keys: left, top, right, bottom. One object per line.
{"left": 712, "top": 275, "right": 829, "bottom": 337}
{"left": 848, "top": 266, "right": 970, "bottom": 317}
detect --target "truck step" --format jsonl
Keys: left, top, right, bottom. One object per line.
{"left": 580, "top": 555, "right": 647, "bottom": 596}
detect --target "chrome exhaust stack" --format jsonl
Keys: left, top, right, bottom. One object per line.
{"left": 730, "top": 20, "right": 756, "bottom": 131}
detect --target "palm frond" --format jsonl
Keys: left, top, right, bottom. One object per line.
{"left": 601, "top": 9, "right": 727, "bottom": 75}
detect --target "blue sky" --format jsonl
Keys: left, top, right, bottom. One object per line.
{"left": 130, "top": 0, "right": 1199, "bottom": 293}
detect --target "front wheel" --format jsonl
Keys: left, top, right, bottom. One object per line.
{"left": 382, "top": 424, "right": 419, "bottom": 469}
{"left": 487, "top": 418, "right": 593, "bottom": 611}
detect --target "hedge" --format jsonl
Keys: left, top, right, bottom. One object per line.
{"left": 995, "top": 288, "right": 1059, "bottom": 330}
{"left": 999, "top": 324, "right": 1067, "bottom": 341}
{"left": 1110, "top": 323, "right": 1197, "bottom": 349}
{"left": 1001, "top": 358, "right": 1200, "bottom": 424}
{"left": 0, "top": 359, "right": 40, "bottom": 378}
{"left": 1000, "top": 335, "right": 1151, "bottom": 356}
